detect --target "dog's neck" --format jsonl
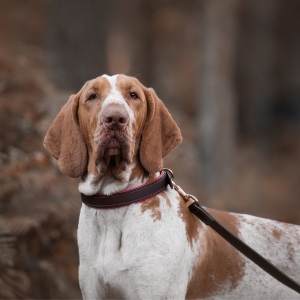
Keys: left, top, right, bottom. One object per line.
{"left": 78, "top": 156, "right": 157, "bottom": 196}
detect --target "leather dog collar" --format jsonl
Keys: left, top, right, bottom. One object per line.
{"left": 80, "top": 170, "right": 173, "bottom": 209}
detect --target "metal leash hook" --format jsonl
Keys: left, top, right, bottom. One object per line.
{"left": 162, "top": 168, "right": 199, "bottom": 207}
{"left": 173, "top": 183, "right": 199, "bottom": 207}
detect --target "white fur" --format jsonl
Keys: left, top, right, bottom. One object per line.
{"left": 78, "top": 174, "right": 102, "bottom": 196}
{"left": 199, "top": 213, "right": 300, "bottom": 300}
{"left": 78, "top": 187, "right": 204, "bottom": 299}
{"left": 227, "top": 214, "right": 300, "bottom": 299}
{"left": 102, "top": 75, "right": 135, "bottom": 124}
{"left": 78, "top": 164, "right": 140, "bottom": 196}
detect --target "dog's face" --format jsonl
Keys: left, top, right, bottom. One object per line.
{"left": 44, "top": 74, "right": 182, "bottom": 179}
{"left": 78, "top": 75, "right": 148, "bottom": 176}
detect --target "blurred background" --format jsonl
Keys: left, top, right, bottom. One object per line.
{"left": 1, "top": 0, "right": 300, "bottom": 298}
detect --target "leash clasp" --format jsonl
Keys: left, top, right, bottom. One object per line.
{"left": 162, "top": 168, "right": 198, "bottom": 206}
{"left": 172, "top": 182, "right": 199, "bottom": 206}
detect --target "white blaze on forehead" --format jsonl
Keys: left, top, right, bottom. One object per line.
{"left": 101, "top": 74, "right": 135, "bottom": 123}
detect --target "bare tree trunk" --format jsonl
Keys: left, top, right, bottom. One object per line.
{"left": 47, "top": 0, "right": 109, "bottom": 91}
{"left": 104, "top": 0, "right": 152, "bottom": 86}
{"left": 196, "top": 0, "right": 239, "bottom": 191}
{"left": 47, "top": 0, "right": 152, "bottom": 90}
{"left": 236, "top": 0, "right": 279, "bottom": 140}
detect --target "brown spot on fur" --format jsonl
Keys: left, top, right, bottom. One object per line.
{"left": 140, "top": 195, "right": 161, "bottom": 222}
{"left": 186, "top": 208, "right": 246, "bottom": 299}
{"left": 140, "top": 190, "right": 172, "bottom": 221}
{"left": 273, "top": 228, "right": 283, "bottom": 240}
{"left": 177, "top": 195, "right": 202, "bottom": 248}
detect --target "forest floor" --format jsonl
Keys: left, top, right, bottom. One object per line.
{"left": 0, "top": 33, "right": 83, "bottom": 300}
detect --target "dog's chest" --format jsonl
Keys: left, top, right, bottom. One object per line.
{"left": 77, "top": 206, "right": 130, "bottom": 294}
{"left": 77, "top": 190, "right": 199, "bottom": 299}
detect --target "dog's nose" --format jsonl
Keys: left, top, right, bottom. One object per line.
{"left": 101, "top": 106, "right": 129, "bottom": 129}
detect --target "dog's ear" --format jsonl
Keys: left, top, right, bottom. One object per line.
{"left": 44, "top": 92, "right": 87, "bottom": 178}
{"left": 140, "top": 87, "right": 182, "bottom": 173}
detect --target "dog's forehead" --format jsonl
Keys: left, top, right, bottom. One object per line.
{"left": 83, "top": 74, "right": 142, "bottom": 95}
{"left": 102, "top": 74, "right": 142, "bottom": 92}
{"left": 102, "top": 74, "right": 119, "bottom": 88}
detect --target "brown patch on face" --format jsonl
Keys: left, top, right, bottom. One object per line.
{"left": 186, "top": 208, "right": 246, "bottom": 299}
{"left": 117, "top": 75, "right": 182, "bottom": 174}
{"left": 116, "top": 75, "right": 148, "bottom": 155}
{"left": 273, "top": 228, "right": 283, "bottom": 240}
{"left": 78, "top": 77, "right": 112, "bottom": 176}
{"left": 140, "top": 195, "right": 161, "bottom": 222}
{"left": 177, "top": 195, "right": 202, "bottom": 248}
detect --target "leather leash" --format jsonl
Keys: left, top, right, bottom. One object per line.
{"left": 80, "top": 168, "right": 300, "bottom": 294}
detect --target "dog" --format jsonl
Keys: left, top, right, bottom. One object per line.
{"left": 44, "top": 74, "right": 300, "bottom": 299}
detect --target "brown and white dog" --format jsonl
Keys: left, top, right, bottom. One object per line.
{"left": 44, "top": 75, "right": 300, "bottom": 299}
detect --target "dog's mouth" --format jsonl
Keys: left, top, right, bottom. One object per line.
{"left": 94, "top": 129, "right": 132, "bottom": 174}
{"left": 105, "top": 137, "right": 121, "bottom": 156}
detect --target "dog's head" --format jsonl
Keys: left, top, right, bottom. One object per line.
{"left": 44, "top": 74, "right": 182, "bottom": 179}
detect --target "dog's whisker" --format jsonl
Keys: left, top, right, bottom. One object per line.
{"left": 84, "top": 137, "right": 98, "bottom": 145}
{"left": 133, "top": 73, "right": 142, "bottom": 79}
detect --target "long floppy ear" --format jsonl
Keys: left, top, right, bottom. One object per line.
{"left": 44, "top": 93, "right": 87, "bottom": 178}
{"left": 140, "top": 87, "right": 182, "bottom": 173}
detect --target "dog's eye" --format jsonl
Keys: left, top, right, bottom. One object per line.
{"left": 88, "top": 94, "right": 97, "bottom": 101}
{"left": 129, "top": 93, "right": 138, "bottom": 99}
